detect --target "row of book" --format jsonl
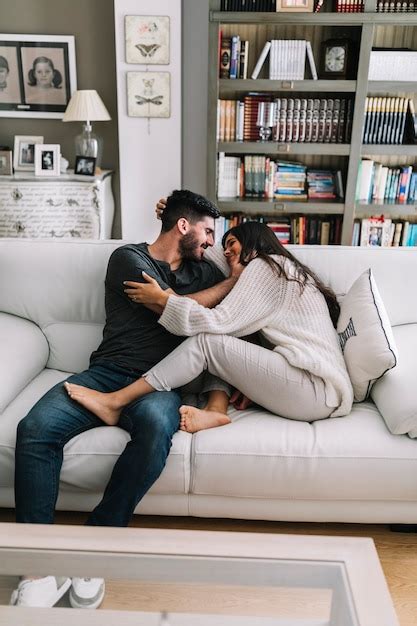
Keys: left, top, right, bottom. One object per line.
{"left": 221, "top": 0, "right": 277, "bottom": 9}
{"left": 352, "top": 217, "right": 417, "bottom": 246}
{"left": 217, "top": 153, "right": 344, "bottom": 200}
{"left": 219, "top": 36, "right": 249, "bottom": 79}
{"left": 215, "top": 214, "right": 344, "bottom": 245}
{"left": 356, "top": 160, "right": 417, "bottom": 204}
{"left": 376, "top": 0, "right": 417, "bottom": 9}
{"left": 251, "top": 39, "right": 317, "bottom": 80}
{"left": 334, "top": 0, "right": 364, "bottom": 10}
{"left": 217, "top": 97, "right": 354, "bottom": 143}
{"left": 362, "top": 97, "right": 414, "bottom": 145}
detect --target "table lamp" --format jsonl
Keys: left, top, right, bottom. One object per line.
{"left": 63, "top": 90, "right": 111, "bottom": 169}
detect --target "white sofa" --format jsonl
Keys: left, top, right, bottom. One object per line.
{"left": 1, "top": 239, "right": 417, "bottom": 523}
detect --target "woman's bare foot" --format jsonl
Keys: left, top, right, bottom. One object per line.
{"left": 179, "top": 405, "right": 231, "bottom": 434}
{"left": 64, "top": 382, "right": 122, "bottom": 426}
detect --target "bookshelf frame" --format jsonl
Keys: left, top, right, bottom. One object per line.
{"left": 207, "top": 0, "right": 417, "bottom": 245}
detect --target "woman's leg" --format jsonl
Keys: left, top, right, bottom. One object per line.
{"left": 180, "top": 389, "right": 231, "bottom": 433}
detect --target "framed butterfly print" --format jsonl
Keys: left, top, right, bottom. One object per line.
{"left": 125, "top": 16, "right": 170, "bottom": 65}
{"left": 127, "top": 71, "right": 170, "bottom": 118}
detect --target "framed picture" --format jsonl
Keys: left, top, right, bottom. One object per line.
{"left": 127, "top": 71, "right": 171, "bottom": 118}
{"left": 74, "top": 155, "right": 96, "bottom": 176}
{"left": 0, "top": 34, "right": 77, "bottom": 118}
{"left": 276, "top": 0, "right": 313, "bottom": 10}
{"left": 34, "top": 144, "right": 60, "bottom": 176}
{"left": 360, "top": 217, "right": 393, "bottom": 247}
{"left": 125, "top": 16, "right": 170, "bottom": 65}
{"left": 0, "top": 150, "right": 12, "bottom": 175}
{"left": 13, "top": 135, "right": 43, "bottom": 171}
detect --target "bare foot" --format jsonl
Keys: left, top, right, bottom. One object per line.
{"left": 179, "top": 405, "right": 231, "bottom": 434}
{"left": 64, "top": 382, "right": 122, "bottom": 425}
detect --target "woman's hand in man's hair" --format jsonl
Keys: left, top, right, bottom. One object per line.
{"left": 155, "top": 197, "right": 167, "bottom": 220}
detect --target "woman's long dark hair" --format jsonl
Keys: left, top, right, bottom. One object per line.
{"left": 222, "top": 221, "right": 340, "bottom": 328}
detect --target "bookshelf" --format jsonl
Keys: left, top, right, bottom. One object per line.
{"left": 207, "top": 0, "right": 417, "bottom": 245}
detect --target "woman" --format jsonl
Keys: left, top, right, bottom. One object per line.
{"left": 65, "top": 222, "right": 353, "bottom": 431}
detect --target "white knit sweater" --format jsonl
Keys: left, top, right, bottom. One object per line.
{"left": 159, "top": 252, "right": 353, "bottom": 417}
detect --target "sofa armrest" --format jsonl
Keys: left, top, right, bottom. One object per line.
{"left": 0, "top": 312, "right": 49, "bottom": 413}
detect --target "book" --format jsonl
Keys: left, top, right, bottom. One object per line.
{"left": 219, "top": 37, "right": 232, "bottom": 79}
{"left": 306, "top": 41, "right": 318, "bottom": 79}
{"left": 251, "top": 41, "right": 271, "bottom": 79}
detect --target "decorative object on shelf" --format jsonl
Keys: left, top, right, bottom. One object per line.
{"left": 320, "top": 39, "right": 352, "bottom": 79}
{"left": 13, "top": 135, "right": 43, "bottom": 171}
{"left": 127, "top": 71, "right": 171, "bottom": 118}
{"left": 276, "top": 0, "right": 313, "bottom": 11}
{"left": 125, "top": 15, "right": 170, "bottom": 65}
{"left": 34, "top": 144, "right": 60, "bottom": 177}
{"left": 256, "top": 101, "right": 276, "bottom": 141}
{"left": 63, "top": 89, "right": 111, "bottom": 169}
{"left": 368, "top": 49, "right": 417, "bottom": 81}
{"left": 0, "top": 149, "right": 12, "bottom": 175}
{"left": 0, "top": 34, "right": 76, "bottom": 118}
{"left": 74, "top": 155, "right": 96, "bottom": 177}
{"left": 60, "top": 156, "right": 69, "bottom": 173}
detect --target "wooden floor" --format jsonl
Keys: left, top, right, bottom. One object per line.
{"left": 1, "top": 509, "right": 416, "bottom": 625}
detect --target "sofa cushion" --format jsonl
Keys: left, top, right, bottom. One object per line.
{"left": 336, "top": 268, "right": 398, "bottom": 402}
{"left": 371, "top": 323, "right": 417, "bottom": 438}
{"left": 0, "top": 369, "right": 191, "bottom": 495}
{"left": 0, "top": 312, "right": 49, "bottom": 413}
{"left": 191, "top": 403, "right": 417, "bottom": 502}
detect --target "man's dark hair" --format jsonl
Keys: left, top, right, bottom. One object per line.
{"left": 160, "top": 189, "right": 220, "bottom": 232}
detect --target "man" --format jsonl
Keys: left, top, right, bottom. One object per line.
{"left": 12, "top": 190, "right": 239, "bottom": 609}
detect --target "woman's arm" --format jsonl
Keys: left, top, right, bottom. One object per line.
{"left": 159, "top": 258, "right": 290, "bottom": 338}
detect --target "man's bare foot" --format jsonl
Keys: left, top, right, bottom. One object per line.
{"left": 64, "top": 382, "right": 122, "bottom": 426}
{"left": 179, "top": 405, "right": 231, "bottom": 434}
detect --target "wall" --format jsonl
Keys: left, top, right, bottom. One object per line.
{"left": 0, "top": 0, "right": 121, "bottom": 236}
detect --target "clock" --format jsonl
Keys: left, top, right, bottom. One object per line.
{"left": 320, "top": 39, "right": 351, "bottom": 79}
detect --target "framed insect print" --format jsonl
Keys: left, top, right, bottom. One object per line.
{"left": 125, "top": 16, "right": 170, "bottom": 65}
{"left": 127, "top": 71, "right": 170, "bottom": 118}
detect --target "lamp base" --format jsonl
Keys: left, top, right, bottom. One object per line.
{"left": 75, "top": 122, "right": 103, "bottom": 168}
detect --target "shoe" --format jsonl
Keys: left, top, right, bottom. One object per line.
{"left": 9, "top": 576, "right": 71, "bottom": 607}
{"left": 69, "top": 577, "right": 105, "bottom": 609}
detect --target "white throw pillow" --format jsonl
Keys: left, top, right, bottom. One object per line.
{"left": 337, "top": 268, "right": 398, "bottom": 402}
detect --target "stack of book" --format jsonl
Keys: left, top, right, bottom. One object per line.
{"left": 217, "top": 154, "right": 242, "bottom": 198}
{"left": 273, "top": 97, "right": 353, "bottom": 143}
{"left": 221, "top": 0, "right": 277, "bottom": 9}
{"left": 251, "top": 39, "right": 317, "bottom": 80}
{"left": 307, "top": 170, "right": 344, "bottom": 199}
{"left": 243, "top": 93, "right": 273, "bottom": 140}
{"left": 362, "top": 97, "right": 411, "bottom": 144}
{"left": 217, "top": 99, "right": 245, "bottom": 141}
{"left": 376, "top": 1, "right": 417, "bottom": 10}
{"left": 274, "top": 161, "right": 307, "bottom": 201}
{"left": 356, "top": 159, "right": 417, "bottom": 204}
{"left": 352, "top": 217, "right": 417, "bottom": 246}
{"left": 219, "top": 35, "right": 250, "bottom": 79}
{"left": 335, "top": 0, "right": 364, "bottom": 10}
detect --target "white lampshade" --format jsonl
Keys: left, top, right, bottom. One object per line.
{"left": 63, "top": 89, "right": 111, "bottom": 123}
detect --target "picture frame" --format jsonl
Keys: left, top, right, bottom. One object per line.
{"left": 276, "top": 0, "right": 314, "bottom": 11}
{"left": 74, "top": 155, "right": 96, "bottom": 177}
{"left": 125, "top": 16, "right": 170, "bottom": 65}
{"left": 34, "top": 143, "right": 60, "bottom": 176}
{"left": 13, "top": 135, "right": 43, "bottom": 171}
{"left": 360, "top": 217, "right": 393, "bottom": 247}
{"left": 0, "top": 34, "right": 77, "bottom": 118}
{"left": 127, "top": 71, "right": 171, "bottom": 118}
{"left": 0, "top": 149, "right": 12, "bottom": 175}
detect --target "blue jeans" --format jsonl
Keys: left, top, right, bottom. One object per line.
{"left": 15, "top": 363, "right": 181, "bottom": 527}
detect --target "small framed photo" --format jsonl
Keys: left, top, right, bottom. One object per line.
{"left": 34, "top": 143, "right": 60, "bottom": 176}
{"left": 0, "top": 149, "right": 12, "bottom": 175}
{"left": 360, "top": 217, "right": 392, "bottom": 247}
{"left": 276, "top": 0, "right": 313, "bottom": 10}
{"left": 74, "top": 155, "right": 96, "bottom": 176}
{"left": 13, "top": 135, "right": 43, "bottom": 171}
{"left": 125, "top": 16, "right": 170, "bottom": 65}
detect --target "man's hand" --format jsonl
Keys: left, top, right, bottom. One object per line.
{"left": 155, "top": 197, "right": 167, "bottom": 220}
{"left": 230, "top": 389, "right": 253, "bottom": 411}
{"left": 124, "top": 273, "right": 169, "bottom": 309}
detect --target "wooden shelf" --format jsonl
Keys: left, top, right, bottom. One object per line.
{"left": 219, "top": 79, "right": 357, "bottom": 93}
{"left": 211, "top": 11, "right": 417, "bottom": 25}
{"left": 218, "top": 198, "right": 345, "bottom": 214}
{"left": 368, "top": 81, "right": 417, "bottom": 93}
{"left": 356, "top": 202, "right": 417, "bottom": 216}
{"left": 218, "top": 142, "right": 351, "bottom": 155}
{"left": 361, "top": 145, "right": 417, "bottom": 156}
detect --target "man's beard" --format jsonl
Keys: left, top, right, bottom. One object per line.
{"left": 179, "top": 232, "right": 204, "bottom": 261}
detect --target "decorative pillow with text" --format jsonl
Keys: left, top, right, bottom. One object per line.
{"left": 337, "top": 268, "right": 398, "bottom": 402}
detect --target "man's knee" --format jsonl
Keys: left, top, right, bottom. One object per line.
{"left": 128, "top": 391, "right": 182, "bottom": 438}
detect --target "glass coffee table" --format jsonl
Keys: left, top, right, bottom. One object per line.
{"left": 0, "top": 523, "right": 398, "bottom": 625}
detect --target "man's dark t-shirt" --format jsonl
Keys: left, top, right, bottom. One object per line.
{"left": 90, "top": 243, "right": 225, "bottom": 376}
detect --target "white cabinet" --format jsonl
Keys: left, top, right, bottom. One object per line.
{"left": 0, "top": 171, "right": 114, "bottom": 239}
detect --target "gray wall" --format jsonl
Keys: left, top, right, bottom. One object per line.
{"left": 0, "top": 0, "right": 211, "bottom": 237}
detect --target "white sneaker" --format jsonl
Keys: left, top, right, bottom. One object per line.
{"left": 69, "top": 577, "right": 105, "bottom": 609}
{"left": 9, "top": 576, "right": 71, "bottom": 607}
